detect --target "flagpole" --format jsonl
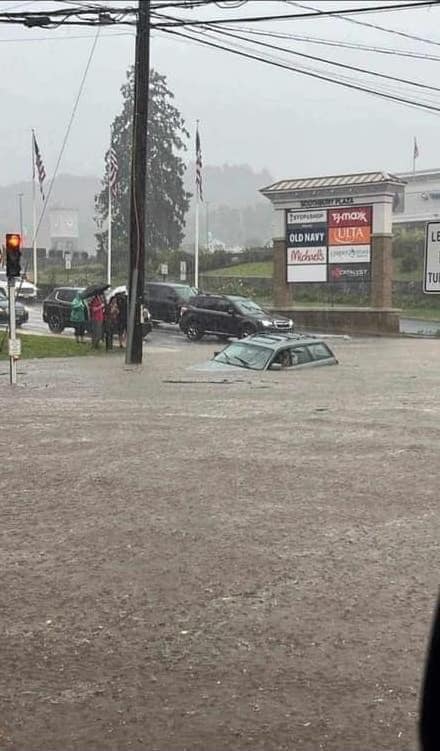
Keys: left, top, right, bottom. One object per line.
{"left": 108, "top": 126, "right": 112, "bottom": 288}
{"left": 32, "top": 130, "right": 38, "bottom": 287}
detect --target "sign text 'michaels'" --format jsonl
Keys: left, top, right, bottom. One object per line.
{"left": 288, "top": 247, "right": 326, "bottom": 264}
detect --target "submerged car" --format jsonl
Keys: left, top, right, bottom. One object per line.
{"left": 192, "top": 332, "right": 338, "bottom": 372}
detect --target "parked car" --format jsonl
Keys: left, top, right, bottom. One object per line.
{"left": 192, "top": 333, "right": 338, "bottom": 372}
{"left": 43, "top": 286, "right": 85, "bottom": 333}
{"left": 180, "top": 293, "right": 294, "bottom": 341}
{"left": 0, "top": 270, "right": 37, "bottom": 301}
{"left": 144, "top": 282, "right": 198, "bottom": 324}
{"left": 0, "top": 289, "right": 29, "bottom": 327}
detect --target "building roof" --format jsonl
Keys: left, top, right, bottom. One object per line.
{"left": 261, "top": 171, "right": 405, "bottom": 194}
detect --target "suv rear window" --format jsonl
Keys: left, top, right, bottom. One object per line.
{"left": 56, "top": 289, "right": 77, "bottom": 302}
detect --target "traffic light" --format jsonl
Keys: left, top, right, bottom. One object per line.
{"left": 5, "top": 234, "right": 21, "bottom": 279}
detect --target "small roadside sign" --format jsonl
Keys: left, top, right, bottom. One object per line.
{"left": 424, "top": 222, "right": 440, "bottom": 293}
{"left": 8, "top": 338, "right": 21, "bottom": 358}
{"left": 180, "top": 261, "right": 187, "bottom": 281}
{"left": 160, "top": 263, "right": 168, "bottom": 277}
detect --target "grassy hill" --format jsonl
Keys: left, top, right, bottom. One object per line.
{"left": 205, "top": 259, "right": 421, "bottom": 282}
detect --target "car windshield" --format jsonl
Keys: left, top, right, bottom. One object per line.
{"left": 232, "top": 298, "right": 267, "bottom": 316}
{"left": 214, "top": 341, "right": 272, "bottom": 370}
{"left": 176, "top": 286, "right": 197, "bottom": 301}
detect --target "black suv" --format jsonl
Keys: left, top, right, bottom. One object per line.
{"left": 43, "top": 286, "right": 84, "bottom": 333}
{"left": 179, "top": 294, "right": 294, "bottom": 341}
{"left": 144, "top": 282, "right": 197, "bottom": 324}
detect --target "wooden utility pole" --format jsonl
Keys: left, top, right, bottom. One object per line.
{"left": 126, "top": 0, "right": 151, "bottom": 364}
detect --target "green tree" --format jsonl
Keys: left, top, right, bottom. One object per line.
{"left": 95, "top": 67, "right": 191, "bottom": 273}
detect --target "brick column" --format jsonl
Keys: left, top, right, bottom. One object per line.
{"left": 370, "top": 234, "right": 393, "bottom": 308}
{"left": 273, "top": 238, "right": 292, "bottom": 306}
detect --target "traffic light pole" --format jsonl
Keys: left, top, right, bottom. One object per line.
{"left": 126, "top": 0, "right": 150, "bottom": 365}
{"left": 8, "top": 279, "right": 17, "bottom": 385}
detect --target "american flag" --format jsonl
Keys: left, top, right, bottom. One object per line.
{"left": 32, "top": 131, "right": 46, "bottom": 201}
{"left": 107, "top": 145, "right": 118, "bottom": 196}
{"left": 414, "top": 136, "right": 419, "bottom": 160}
{"left": 196, "top": 125, "right": 203, "bottom": 201}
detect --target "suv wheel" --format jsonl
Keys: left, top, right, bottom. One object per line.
{"left": 186, "top": 319, "right": 204, "bottom": 341}
{"left": 240, "top": 323, "right": 256, "bottom": 338}
{"left": 48, "top": 313, "right": 64, "bottom": 333}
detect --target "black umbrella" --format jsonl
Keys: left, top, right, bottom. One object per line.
{"left": 81, "top": 283, "right": 110, "bottom": 299}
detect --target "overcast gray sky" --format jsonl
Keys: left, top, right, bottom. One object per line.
{"left": 1, "top": 0, "right": 440, "bottom": 186}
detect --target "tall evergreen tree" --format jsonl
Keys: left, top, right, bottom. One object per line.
{"left": 95, "top": 67, "right": 190, "bottom": 271}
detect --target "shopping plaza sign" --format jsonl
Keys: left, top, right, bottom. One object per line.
{"left": 286, "top": 205, "right": 372, "bottom": 284}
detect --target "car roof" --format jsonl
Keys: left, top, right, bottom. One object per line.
{"left": 53, "top": 286, "right": 84, "bottom": 292}
{"left": 238, "top": 332, "right": 331, "bottom": 351}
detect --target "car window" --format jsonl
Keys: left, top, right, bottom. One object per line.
{"left": 214, "top": 299, "right": 230, "bottom": 313}
{"left": 56, "top": 289, "right": 76, "bottom": 302}
{"left": 196, "top": 296, "right": 217, "bottom": 310}
{"left": 176, "top": 286, "right": 197, "bottom": 301}
{"left": 290, "top": 346, "right": 312, "bottom": 365}
{"left": 308, "top": 342, "right": 333, "bottom": 361}
{"left": 233, "top": 298, "right": 267, "bottom": 316}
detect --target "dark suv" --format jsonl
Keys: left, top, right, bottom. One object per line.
{"left": 144, "top": 282, "right": 197, "bottom": 324}
{"left": 179, "top": 294, "right": 294, "bottom": 341}
{"left": 43, "top": 286, "right": 84, "bottom": 333}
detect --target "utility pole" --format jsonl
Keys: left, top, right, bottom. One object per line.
{"left": 126, "top": 0, "right": 150, "bottom": 365}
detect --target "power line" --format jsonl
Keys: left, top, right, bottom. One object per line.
{"left": 287, "top": 1, "right": 440, "bottom": 50}
{"left": 158, "top": 24, "right": 440, "bottom": 115}
{"left": 150, "top": 1, "right": 440, "bottom": 28}
{"left": 222, "top": 26, "right": 440, "bottom": 63}
{"left": 196, "top": 22, "right": 440, "bottom": 95}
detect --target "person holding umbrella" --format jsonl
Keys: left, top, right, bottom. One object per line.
{"left": 81, "top": 284, "right": 109, "bottom": 349}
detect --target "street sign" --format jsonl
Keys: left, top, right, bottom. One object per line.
{"left": 8, "top": 338, "right": 21, "bottom": 358}
{"left": 424, "top": 222, "right": 440, "bottom": 293}
{"left": 180, "top": 261, "right": 187, "bottom": 281}
{"left": 160, "top": 263, "right": 168, "bottom": 277}
{"left": 65, "top": 253, "right": 72, "bottom": 270}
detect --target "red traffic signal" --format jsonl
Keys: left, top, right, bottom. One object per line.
{"left": 5, "top": 233, "right": 22, "bottom": 278}
{"left": 6, "top": 233, "right": 21, "bottom": 251}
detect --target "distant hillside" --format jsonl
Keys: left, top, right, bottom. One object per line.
{"left": 0, "top": 164, "right": 273, "bottom": 254}
{"left": 0, "top": 174, "right": 100, "bottom": 252}
{"left": 184, "top": 163, "right": 273, "bottom": 206}
{"left": 184, "top": 163, "right": 273, "bottom": 248}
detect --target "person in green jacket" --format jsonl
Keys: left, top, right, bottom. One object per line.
{"left": 70, "top": 292, "right": 88, "bottom": 343}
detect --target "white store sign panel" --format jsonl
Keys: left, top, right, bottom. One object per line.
{"left": 287, "top": 264, "right": 327, "bottom": 283}
{"left": 424, "top": 221, "right": 440, "bottom": 293}
{"left": 287, "top": 210, "right": 327, "bottom": 225}
{"left": 287, "top": 247, "right": 327, "bottom": 265}
{"left": 328, "top": 245, "right": 371, "bottom": 264}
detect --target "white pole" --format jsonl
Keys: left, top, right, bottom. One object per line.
{"left": 107, "top": 126, "right": 112, "bottom": 287}
{"left": 32, "top": 131, "right": 38, "bottom": 286}
{"left": 194, "top": 195, "right": 199, "bottom": 289}
{"left": 8, "top": 279, "right": 17, "bottom": 385}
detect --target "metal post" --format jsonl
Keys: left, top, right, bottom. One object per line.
{"left": 194, "top": 197, "right": 199, "bottom": 287}
{"left": 8, "top": 278, "right": 17, "bottom": 385}
{"left": 126, "top": 0, "right": 150, "bottom": 365}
